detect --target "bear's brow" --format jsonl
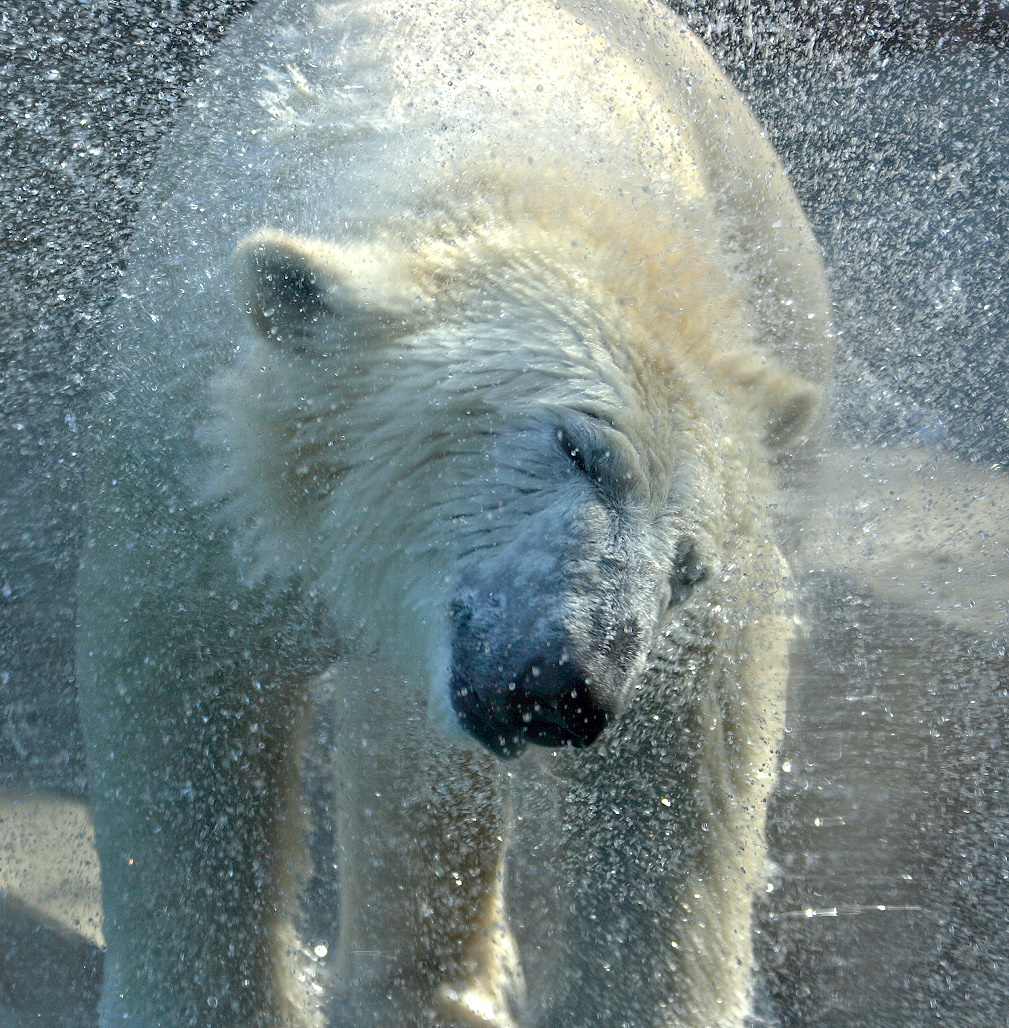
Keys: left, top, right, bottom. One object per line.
{"left": 569, "top": 406, "right": 618, "bottom": 430}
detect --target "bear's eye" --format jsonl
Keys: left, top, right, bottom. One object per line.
{"left": 555, "top": 415, "right": 636, "bottom": 501}
{"left": 667, "top": 540, "right": 706, "bottom": 608}
{"left": 557, "top": 426, "right": 594, "bottom": 480}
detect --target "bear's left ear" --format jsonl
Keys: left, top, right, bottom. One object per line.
{"left": 715, "top": 352, "right": 822, "bottom": 449}
{"left": 235, "top": 229, "right": 420, "bottom": 353}
{"left": 759, "top": 370, "right": 822, "bottom": 449}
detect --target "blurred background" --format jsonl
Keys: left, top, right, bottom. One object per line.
{"left": 0, "top": 1, "right": 1007, "bottom": 1024}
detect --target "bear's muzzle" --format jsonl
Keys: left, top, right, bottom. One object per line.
{"left": 447, "top": 589, "right": 642, "bottom": 757}
{"left": 451, "top": 648, "right": 612, "bottom": 758}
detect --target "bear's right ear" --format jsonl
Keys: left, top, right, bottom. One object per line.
{"left": 235, "top": 229, "right": 420, "bottom": 353}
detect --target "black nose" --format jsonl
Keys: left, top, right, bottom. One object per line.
{"left": 451, "top": 656, "right": 611, "bottom": 759}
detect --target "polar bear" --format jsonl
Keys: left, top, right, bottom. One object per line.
{"left": 75, "top": 0, "right": 831, "bottom": 1025}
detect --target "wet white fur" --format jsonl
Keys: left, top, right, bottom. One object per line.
{"left": 76, "top": 1, "right": 831, "bottom": 1026}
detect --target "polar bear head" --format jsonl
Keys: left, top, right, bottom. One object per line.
{"left": 207, "top": 209, "right": 819, "bottom": 758}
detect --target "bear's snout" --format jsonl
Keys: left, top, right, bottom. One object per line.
{"left": 452, "top": 651, "right": 612, "bottom": 758}
{"left": 448, "top": 593, "right": 634, "bottom": 758}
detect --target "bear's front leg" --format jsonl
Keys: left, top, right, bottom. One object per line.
{"left": 322, "top": 661, "right": 523, "bottom": 1028}
{"left": 533, "top": 588, "right": 790, "bottom": 1028}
